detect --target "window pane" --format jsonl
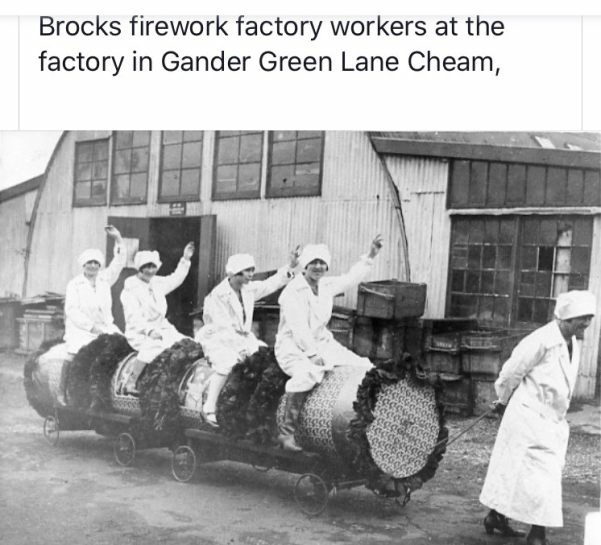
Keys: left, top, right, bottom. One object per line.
{"left": 467, "top": 245, "right": 481, "bottom": 268}
{"left": 216, "top": 165, "right": 237, "bottom": 193}
{"left": 114, "top": 149, "right": 131, "bottom": 174}
{"left": 270, "top": 165, "right": 294, "bottom": 189}
{"left": 217, "top": 136, "right": 239, "bottom": 165}
{"left": 495, "top": 271, "right": 511, "bottom": 294}
{"left": 182, "top": 141, "right": 202, "bottom": 168}
{"left": 571, "top": 247, "right": 590, "bottom": 275}
{"left": 239, "top": 134, "right": 262, "bottom": 162}
{"left": 183, "top": 131, "right": 203, "bottom": 142}
{"left": 163, "top": 131, "right": 183, "bottom": 144}
{"left": 94, "top": 142, "right": 108, "bottom": 161}
{"left": 181, "top": 169, "right": 200, "bottom": 195}
{"left": 298, "top": 131, "right": 322, "bottom": 139}
{"left": 75, "top": 181, "right": 91, "bottom": 200}
{"left": 272, "top": 141, "right": 295, "bottom": 165}
{"left": 93, "top": 161, "right": 108, "bottom": 180}
{"left": 497, "top": 246, "right": 512, "bottom": 269}
{"left": 451, "top": 270, "right": 465, "bottom": 291}
{"left": 161, "top": 170, "right": 180, "bottom": 196}
{"left": 481, "top": 271, "right": 495, "bottom": 293}
{"left": 273, "top": 131, "right": 296, "bottom": 141}
{"left": 162, "top": 144, "right": 181, "bottom": 170}
{"left": 91, "top": 180, "right": 106, "bottom": 197}
{"left": 114, "top": 174, "right": 130, "bottom": 200}
{"left": 115, "top": 131, "right": 133, "bottom": 150}
{"left": 77, "top": 143, "right": 93, "bottom": 163}
{"left": 520, "top": 246, "right": 536, "bottom": 270}
{"left": 130, "top": 173, "right": 147, "bottom": 199}
{"left": 466, "top": 271, "right": 480, "bottom": 293}
{"left": 294, "top": 165, "right": 320, "bottom": 188}
{"left": 296, "top": 138, "right": 321, "bottom": 163}
{"left": 131, "top": 147, "right": 149, "bottom": 173}
{"left": 76, "top": 163, "right": 92, "bottom": 181}
{"left": 518, "top": 298, "right": 533, "bottom": 321}
{"left": 482, "top": 246, "right": 496, "bottom": 268}
{"left": 132, "top": 131, "right": 150, "bottom": 147}
{"left": 238, "top": 163, "right": 260, "bottom": 190}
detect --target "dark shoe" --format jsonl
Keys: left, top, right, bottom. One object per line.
{"left": 483, "top": 511, "right": 525, "bottom": 537}
{"left": 526, "top": 526, "right": 547, "bottom": 545}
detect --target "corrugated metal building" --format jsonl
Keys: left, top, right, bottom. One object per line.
{"left": 0, "top": 175, "right": 42, "bottom": 298}
{"left": 7, "top": 130, "right": 601, "bottom": 398}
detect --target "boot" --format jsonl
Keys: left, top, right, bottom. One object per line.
{"left": 202, "top": 373, "right": 228, "bottom": 428}
{"left": 483, "top": 510, "right": 525, "bottom": 537}
{"left": 278, "top": 392, "right": 308, "bottom": 452}
{"left": 526, "top": 525, "right": 547, "bottom": 545}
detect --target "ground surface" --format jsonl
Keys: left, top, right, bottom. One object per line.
{"left": 1, "top": 352, "right": 599, "bottom": 545}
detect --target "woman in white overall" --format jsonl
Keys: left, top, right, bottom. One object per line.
{"left": 480, "top": 290, "right": 596, "bottom": 545}
{"left": 63, "top": 225, "right": 126, "bottom": 354}
{"left": 120, "top": 242, "right": 195, "bottom": 365}
{"left": 196, "top": 250, "right": 299, "bottom": 427}
{"left": 275, "top": 235, "right": 383, "bottom": 451}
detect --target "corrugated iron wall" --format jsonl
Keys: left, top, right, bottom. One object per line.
{"left": 0, "top": 191, "right": 34, "bottom": 297}
{"left": 382, "top": 156, "right": 451, "bottom": 318}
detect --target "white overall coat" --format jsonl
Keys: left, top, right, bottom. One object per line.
{"left": 196, "top": 267, "right": 291, "bottom": 375}
{"left": 120, "top": 257, "right": 191, "bottom": 363}
{"left": 275, "top": 256, "right": 373, "bottom": 392}
{"left": 64, "top": 242, "right": 126, "bottom": 354}
{"left": 479, "top": 320, "right": 581, "bottom": 527}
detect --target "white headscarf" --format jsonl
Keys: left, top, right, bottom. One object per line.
{"left": 226, "top": 254, "right": 256, "bottom": 276}
{"left": 134, "top": 250, "right": 162, "bottom": 271}
{"left": 299, "top": 244, "right": 331, "bottom": 269}
{"left": 554, "top": 290, "right": 596, "bottom": 320}
{"left": 78, "top": 249, "right": 105, "bottom": 268}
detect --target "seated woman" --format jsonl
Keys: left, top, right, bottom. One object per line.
{"left": 64, "top": 225, "right": 126, "bottom": 354}
{"left": 275, "top": 235, "right": 383, "bottom": 451}
{"left": 195, "top": 249, "right": 299, "bottom": 427}
{"left": 120, "top": 242, "right": 195, "bottom": 370}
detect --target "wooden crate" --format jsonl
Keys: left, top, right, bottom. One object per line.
{"left": 440, "top": 375, "right": 473, "bottom": 416}
{"left": 462, "top": 330, "right": 529, "bottom": 376}
{"left": 424, "top": 348, "right": 462, "bottom": 374}
{"left": 16, "top": 315, "right": 64, "bottom": 354}
{"left": 356, "top": 281, "right": 427, "bottom": 320}
{"left": 472, "top": 378, "right": 498, "bottom": 416}
{"left": 352, "top": 317, "right": 404, "bottom": 360}
{"left": 252, "top": 307, "right": 280, "bottom": 347}
{"left": 329, "top": 309, "right": 355, "bottom": 349}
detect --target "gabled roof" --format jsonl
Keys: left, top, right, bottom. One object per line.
{"left": 0, "top": 175, "right": 43, "bottom": 203}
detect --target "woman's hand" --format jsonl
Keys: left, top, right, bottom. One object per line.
{"left": 105, "top": 225, "right": 123, "bottom": 243}
{"left": 149, "top": 330, "right": 162, "bottom": 340}
{"left": 183, "top": 241, "right": 195, "bottom": 260}
{"left": 367, "top": 234, "right": 384, "bottom": 259}
{"left": 288, "top": 245, "right": 301, "bottom": 270}
{"left": 309, "top": 354, "right": 325, "bottom": 367}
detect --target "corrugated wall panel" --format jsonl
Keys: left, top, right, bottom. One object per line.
{"left": 575, "top": 214, "right": 601, "bottom": 398}
{"left": 0, "top": 192, "right": 32, "bottom": 297}
{"left": 383, "top": 156, "right": 450, "bottom": 317}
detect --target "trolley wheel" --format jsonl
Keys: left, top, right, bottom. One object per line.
{"left": 294, "top": 473, "right": 330, "bottom": 516}
{"left": 43, "top": 415, "right": 60, "bottom": 446}
{"left": 113, "top": 432, "right": 136, "bottom": 467}
{"left": 171, "top": 445, "right": 197, "bottom": 482}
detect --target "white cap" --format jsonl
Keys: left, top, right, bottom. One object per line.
{"left": 134, "top": 250, "right": 162, "bottom": 271}
{"left": 554, "top": 290, "right": 596, "bottom": 320}
{"left": 226, "top": 253, "right": 256, "bottom": 276}
{"left": 78, "top": 249, "right": 104, "bottom": 268}
{"left": 299, "top": 244, "right": 331, "bottom": 269}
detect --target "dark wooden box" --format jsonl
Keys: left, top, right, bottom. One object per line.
{"left": 356, "top": 281, "right": 427, "bottom": 320}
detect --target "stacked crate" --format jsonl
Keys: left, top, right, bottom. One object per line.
{"left": 16, "top": 294, "right": 65, "bottom": 354}
{"left": 462, "top": 329, "right": 529, "bottom": 415}
{"left": 353, "top": 280, "right": 427, "bottom": 361}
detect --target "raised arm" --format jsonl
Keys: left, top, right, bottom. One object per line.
{"left": 328, "top": 235, "right": 383, "bottom": 295}
{"left": 251, "top": 246, "right": 300, "bottom": 301}
{"left": 157, "top": 242, "right": 194, "bottom": 295}
{"left": 102, "top": 225, "right": 127, "bottom": 286}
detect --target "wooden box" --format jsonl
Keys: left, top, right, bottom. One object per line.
{"left": 352, "top": 317, "right": 405, "bottom": 361}
{"left": 328, "top": 309, "right": 355, "bottom": 349}
{"left": 0, "top": 299, "right": 21, "bottom": 350}
{"left": 472, "top": 378, "right": 498, "bottom": 416}
{"left": 424, "top": 348, "right": 462, "bottom": 374}
{"left": 16, "top": 315, "right": 64, "bottom": 354}
{"left": 356, "top": 281, "right": 427, "bottom": 320}
{"left": 462, "top": 330, "right": 528, "bottom": 377}
{"left": 439, "top": 375, "right": 473, "bottom": 416}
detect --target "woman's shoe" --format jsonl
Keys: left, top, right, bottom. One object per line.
{"left": 483, "top": 511, "right": 525, "bottom": 537}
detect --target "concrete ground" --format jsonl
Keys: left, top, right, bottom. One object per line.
{"left": 1, "top": 351, "right": 599, "bottom": 545}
